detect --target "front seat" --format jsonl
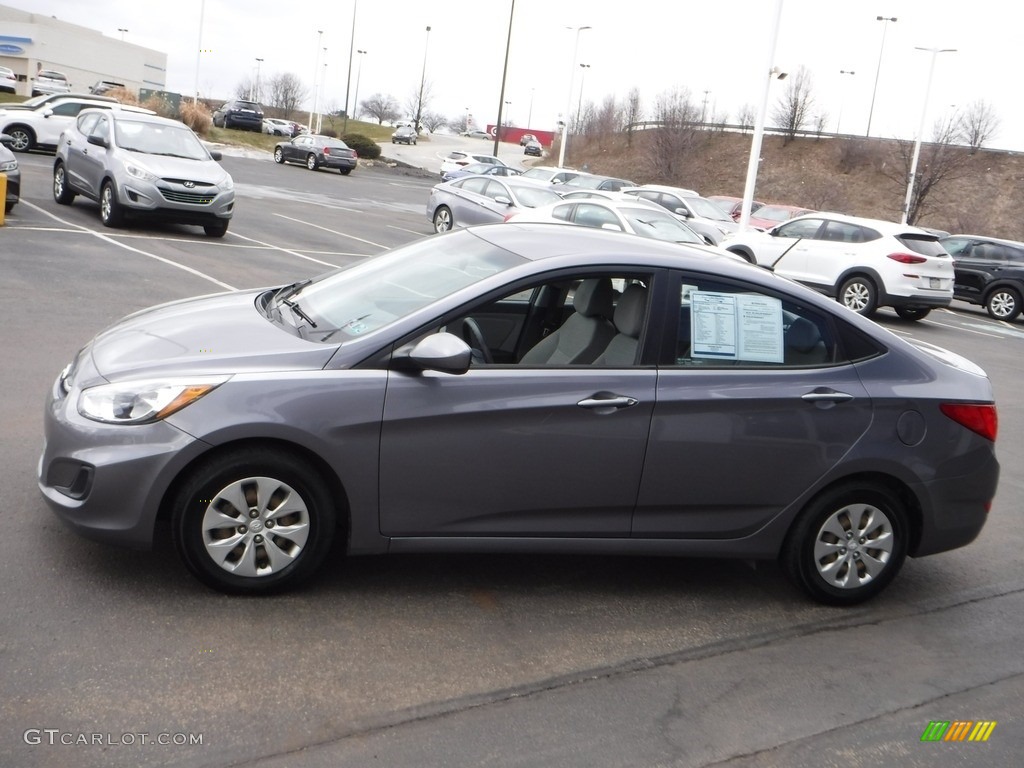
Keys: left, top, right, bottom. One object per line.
{"left": 592, "top": 284, "right": 648, "bottom": 366}
{"left": 519, "top": 278, "right": 616, "bottom": 365}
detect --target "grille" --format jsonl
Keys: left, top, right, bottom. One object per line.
{"left": 159, "top": 188, "right": 217, "bottom": 205}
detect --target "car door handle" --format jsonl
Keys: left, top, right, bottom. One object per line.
{"left": 801, "top": 389, "right": 855, "bottom": 404}
{"left": 577, "top": 394, "right": 639, "bottom": 410}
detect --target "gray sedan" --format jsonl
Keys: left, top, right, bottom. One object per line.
{"left": 427, "top": 176, "right": 561, "bottom": 232}
{"left": 38, "top": 224, "right": 999, "bottom": 604}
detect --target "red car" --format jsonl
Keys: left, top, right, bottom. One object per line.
{"left": 747, "top": 203, "right": 816, "bottom": 231}
{"left": 708, "top": 195, "right": 764, "bottom": 221}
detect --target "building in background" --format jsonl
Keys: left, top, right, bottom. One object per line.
{"left": 0, "top": 4, "right": 166, "bottom": 97}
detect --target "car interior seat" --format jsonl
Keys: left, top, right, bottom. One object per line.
{"left": 519, "top": 278, "right": 617, "bottom": 365}
{"left": 592, "top": 284, "right": 648, "bottom": 366}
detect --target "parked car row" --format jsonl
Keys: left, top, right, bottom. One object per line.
{"left": 0, "top": 93, "right": 143, "bottom": 153}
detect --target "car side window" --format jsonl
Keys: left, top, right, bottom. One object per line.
{"left": 460, "top": 177, "right": 489, "bottom": 195}
{"left": 821, "top": 221, "right": 864, "bottom": 243}
{"left": 76, "top": 112, "right": 100, "bottom": 136}
{"left": 89, "top": 114, "right": 110, "bottom": 142}
{"left": 51, "top": 102, "right": 84, "bottom": 117}
{"left": 573, "top": 203, "right": 622, "bottom": 230}
{"left": 776, "top": 219, "right": 822, "bottom": 239}
{"left": 1006, "top": 246, "right": 1024, "bottom": 264}
{"left": 671, "top": 276, "right": 838, "bottom": 368}
{"left": 483, "top": 181, "right": 509, "bottom": 201}
{"left": 552, "top": 204, "right": 574, "bottom": 222}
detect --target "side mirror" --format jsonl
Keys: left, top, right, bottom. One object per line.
{"left": 405, "top": 333, "right": 472, "bottom": 375}
{"left": 86, "top": 134, "right": 108, "bottom": 148}
{"left": 209, "top": 150, "right": 223, "bottom": 161}
{"left": 494, "top": 195, "right": 512, "bottom": 206}
{"left": 0, "top": 133, "right": 12, "bottom": 148}
{"left": 674, "top": 207, "right": 691, "bottom": 217}
{"left": 42, "top": 108, "right": 54, "bottom": 118}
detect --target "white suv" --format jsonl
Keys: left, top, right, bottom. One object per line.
{"left": 31, "top": 69, "right": 71, "bottom": 97}
{"left": 722, "top": 212, "right": 954, "bottom": 320}
{"left": 438, "top": 151, "right": 505, "bottom": 178}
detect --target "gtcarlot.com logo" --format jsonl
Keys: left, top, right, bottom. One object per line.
{"left": 921, "top": 720, "right": 997, "bottom": 742}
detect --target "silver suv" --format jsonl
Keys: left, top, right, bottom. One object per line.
{"left": 31, "top": 69, "right": 71, "bottom": 97}
{"left": 53, "top": 108, "right": 235, "bottom": 237}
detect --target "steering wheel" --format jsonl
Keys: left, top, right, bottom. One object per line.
{"left": 460, "top": 317, "right": 493, "bottom": 364}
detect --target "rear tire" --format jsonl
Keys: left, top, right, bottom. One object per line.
{"left": 894, "top": 307, "right": 931, "bottom": 321}
{"left": 6, "top": 125, "right": 33, "bottom": 152}
{"left": 838, "top": 276, "right": 878, "bottom": 316}
{"left": 53, "top": 162, "right": 77, "bottom": 205}
{"left": 781, "top": 482, "right": 908, "bottom": 605}
{"left": 339, "top": 168, "right": 351, "bottom": 176}
{"left": 984, "top": 286, "right": 1021, "bottom": 321}
{"left": 306, "top": 153, "right": 319, "bottom": 171}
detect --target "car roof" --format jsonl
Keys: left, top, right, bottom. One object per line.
{"left": 78, "top": 106, "right": 176, "bottom": 123}
{"left": 631, "top": 184, "right": 701, "bottom": 197}
{"left": 942, "top": 233, "right": 1024, "bottom": 247}
{"left": 789, "top": 211, "right": 934, "bottom": 236}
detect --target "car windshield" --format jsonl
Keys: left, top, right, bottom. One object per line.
{"left": 757, "top": 206, "right": 799, "bottom": 223}
{"left": 621, "top": 208, "right": 705, "bottom": 244}
{"left": 521, "top": 168, "right": 554, "bottom": 181}
{"left": 509, "top": 185, "right": 562, "bottom": 208}
{"left": 115, "top": 120, "right": 210, "bottom": 160}
{"left": 288, "top": 232, "right": 526, "bottom": 340}
{"left": 685, "top": 196, "right": 732, "bottom": 220}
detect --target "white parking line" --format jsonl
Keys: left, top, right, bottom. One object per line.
{"left": 271, "top": 213, "right": 387, "bottom": 249}
{"left": 388, "top": 224, "right": 428, "bottom": 236}
{"left": 226, "top": 231, "right": 342, "bottom": 268}
{"left": 20, "top": 201, "right": 236, "bottom": 290}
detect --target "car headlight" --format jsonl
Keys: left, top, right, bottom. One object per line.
{"left": 78, "top": 376, "right": 228, "bottom": 424}
{"left": 0, "top": 158, "right": 16, "bottom": 173}
{"left": 124, "top": 161, "right": 158, "bottom": 182}
{"left": 221, "top": 174, "right": 234, "bottom": 191}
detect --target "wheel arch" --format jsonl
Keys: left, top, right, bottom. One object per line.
{"left": 833, "top": 267, "right": 884, "bottom": 299}
{"left": 157, "top": 437, "right": 352, "bottom": 543}
{"left": 725, "top": 245, "right": 756, "bottom": 264}
{"left": 780, "top": 471, "right": 923, "bottom": 558}
{"left": 981, "top": 279, "right": 1024, "bottom": 301}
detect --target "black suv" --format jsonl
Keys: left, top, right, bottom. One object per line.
{"left": 942, "top": 234, "right": 1024, "bottom": 321}
{"left": 212, "top": 99, "right": 264, "bottom": 132}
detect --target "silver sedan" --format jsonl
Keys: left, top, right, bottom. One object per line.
{"left": 427, "top": 176, "right": 561, "bottom": 233}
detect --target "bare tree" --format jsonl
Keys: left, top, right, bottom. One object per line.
{"left": 771, "top": 66, "right": 815, "bottom": 144}
{"left": 447, "top": 113, "right": 470, "bottom": 133}
{"left": 812, "top": 111, "right": 829, "bottom": 139}
{"left": 361, "top": 93, "right": 401, "bottom": 124}
{"left": 736, "top": 103, "right": 756, "bottom": 132}
{"left": 420, "top": 111, "right": 446, "bottom": 133}
{"left": 956, "top": 100, "right": 1000, "bottom": 154}
{"left": 406, "top": 81, "right": 434, "bottom": 131}
{"left": 234, "top": 78, "right": 254, "bottom": 100}
{"left": 884, "top": 115, "right": 971, "bottom": 225}
{"left": 623, "top": 87, "right": 642, "bottom": 145}
{"left": 645, "top": 87, "right": 701, "bottom": 182}
{"left": 265, "top": 73, "right": 307, "bottom": 115}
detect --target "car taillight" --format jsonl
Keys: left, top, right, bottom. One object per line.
{"left": 940, "top": 403, "right": 998, "bottom": 441}
{"left": 887, "top": 252, "right": 927, "bottom": 264}
{"left": 323, "top": 147, "right": 331, "bottom": 155}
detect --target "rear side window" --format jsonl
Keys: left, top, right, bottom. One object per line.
{"left": 896, "top": 234, "right": 949, "bottom": 257}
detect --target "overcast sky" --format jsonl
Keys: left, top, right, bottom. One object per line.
{"left": 12, "top": 0, "right": 1024, "bottom": 150}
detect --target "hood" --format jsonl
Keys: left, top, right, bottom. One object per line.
{"left": 123, "top": 151, "right": 230, "bottom": 184}
{"left": 86, "top": 289, "right": 336, "bottom": 382}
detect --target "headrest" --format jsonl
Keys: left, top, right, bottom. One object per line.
{"left": 614, "top": 284, "right": 647, "bottom": 338}
{"left": 786, "top": 316, "right": 821, "bottom": 352}
{"left": 573, "top": 278, "right": 614, "bottom": 318}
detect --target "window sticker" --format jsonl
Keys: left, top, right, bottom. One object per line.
{"left": 691, "top": 291, "right": 784, "bottom": 363}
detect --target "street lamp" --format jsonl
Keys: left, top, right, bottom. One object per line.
{"left": 415, "top": 25, "right": 431, "bottom": 132}
{"left": 252, "top": 57, "right": 264, "bottom": 101}
{"left": 308, "top": 30, "right": 324, "bottom": 134}
{"left": 117, "top": 28, "right": 128, "bottom": 41}
{"left": 351, "top": 49, "right": 367, "bottom": 124}
{"left": 343, "top": 0, "right": 358, "bottom": 132}
{"left": 901, "top": 47, "right": 957, "bottom": 225}
{"left": 193, "top": 0, "right": 206, "bottom": 103}
{"left": 527, "top": 88, "right": 535, "bottom": 131}
{"left": 836, "top": 69, "right": 855, "bottom": 134}
{"left": 575, "top": 63, "right": 591, "bottom": 128}
{"left": 867, "top": 15, "right": 897, "bottom": 137}
{"left": 317, "top": 51, "right": 327, "bottom": 133}
{"left": 504, "top": 100, "right": 512, "bottom": 128}
{"left": 737, "top": 0, "right": 785, "bottom": 232}
{"left": 701, "top": 89, "right": 711, "bottom": 124}
{"left": 557, "top": 24, "right": 591, "bottom": 169}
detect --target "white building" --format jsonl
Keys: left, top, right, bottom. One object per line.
{"left": 0, "top": 4, "right": 167, "bottom": 97}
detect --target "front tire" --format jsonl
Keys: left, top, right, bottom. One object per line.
{"left": 306, "top": 153, "right": 319, "bottom": 171}
{"left": 100, "top": 180, "right": 124, "bottom": 227}
{"left": 781, "top": 483, "right": 908, "bottom": 605}
{"left": 273, "top": 147, "right": 285, "bottom": 164}
{"left": 204, "top": 221, "right": 229, "bottom": 238}
{"left": 984, "top": 286, "right": 1021, "bottom": 321}
{"left": 53, "top": 162, "right": 77, "bottom": 205}
{"left": 894, "top": 307, "right": 931, "bottom": 321}
{"left": 839, "top": 276, "right": 878, "bottom": 316}
{"left": 171, "top": 447, "right": 337, "bottom": 594}
{"left": 433, "top": 205, "right": 453, "bottom": 233}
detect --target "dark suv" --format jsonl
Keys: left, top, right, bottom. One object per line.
{"left": 212, "top": 99, "right": 264, "bottom": 132}
{"left": 942, "top": 234, "right": 1024, "bottom": 321}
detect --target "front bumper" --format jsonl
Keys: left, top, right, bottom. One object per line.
{"left": 117, "top": 178, "right": 234, "bottom": 224}
{"left": 38, "top": 369, "right": 210, "bottom": 548}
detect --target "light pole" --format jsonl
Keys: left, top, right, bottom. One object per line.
{"left": 836, "top": 69, "right": 854, "bottom": 134}
{"left": 867, "top": 15, "right": 897, "bottom": 137}
{"left": 557, "top": 24, "right": 591, "bottom": 169}
{"left": 738, "top": 0, "right": 785, "bottom": 232}
{"left": 575, "top": 63, "right": 590, "bottom": 129}
{"left": 117, "top": 28, "right": 128, "bottom": 41}
{"left": 527, "top": 88, "right": 534, "bottom": 130}
{"left": 901, "top": 47, "right": 956, "bottom": 225}
{"left": 504, "top": 100, "right": 512, "bottom": 129}
{"left": 193, "top": 0, "right": 205, "bottom": 103}
{"left": 492, "top": 0, "right": 516, "bottom": 155}
{"left": 317, "top": 51, "right": 327, "bottom": 133}
{"left": 415, "top": 25, "right": 431, "bottom": 132}
{"left": 351, "top": 49, "right": 367, "bottom": 124}
{"left": 308, "top": 30, "right": 324, "bottom": 133}
{"left": 253, "top": 57, "right": 263, "bottom": 101}
{"left": 342, "top": 0, "right": 358, "bottom": 131}
{"left": 701, "top": 89, "right": 711, "bottom": 124}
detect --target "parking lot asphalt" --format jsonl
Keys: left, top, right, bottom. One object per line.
{"left": 2, "top": 149, "right": 1022, "bottom": 767}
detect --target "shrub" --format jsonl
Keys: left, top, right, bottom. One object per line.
{"left": 105, "top": 86, "right": 139, "bottom": 106}
{"left": 181, "top": 100, "right": 213, "bottom": 136}
{"left": 342, "top": 132, "right": 380, "bottom": 159}
{"left": 141, "top": 95, "right": 175, "bottom": 119}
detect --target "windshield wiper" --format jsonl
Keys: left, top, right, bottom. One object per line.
{"left": 282, "top": 299, "right": 317, "bottom": 328}
{"left": 271, "top": 279, "right": 312, "bottom": 306}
